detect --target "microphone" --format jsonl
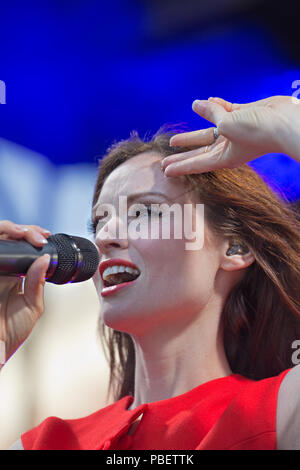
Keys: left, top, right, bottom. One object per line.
{"left": 0, "top": 233, "right": 100, "bottom": 284}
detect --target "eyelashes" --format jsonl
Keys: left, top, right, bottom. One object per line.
{"left": 87, "top": 218, "right": 97, "bottom": 235}
{"left": 87, "top": 206, "right": 163, "bottom": 235}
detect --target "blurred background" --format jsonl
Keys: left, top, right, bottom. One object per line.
{"left": 0, "top": 0, "right": 300, "bottom": 449}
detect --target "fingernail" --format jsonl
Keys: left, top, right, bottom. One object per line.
{"left": 38, "top": 237, "right": 48, "bottom": 244}
{"left": 16, "top": 225, "right": 28, "bottom": 232}
{"left": 42, "top": 229, "right": 51, "bottom": 235}
{"left": 192, "top": 100, "right": 207, "bottom": 113}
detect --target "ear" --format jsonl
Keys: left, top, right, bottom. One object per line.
{"left": 220, "top": 239, "right": 255, "bottom": 272}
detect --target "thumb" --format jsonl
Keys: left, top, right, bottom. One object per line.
{"left": 23, "top": 254, "right": 51, "bottom": 316}
{"left": 192, "top": 99, "right": 228, "bottom": 126}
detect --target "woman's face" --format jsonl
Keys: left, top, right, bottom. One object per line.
{"left": 92, "top": 151, "right": 225, "bottom": 337}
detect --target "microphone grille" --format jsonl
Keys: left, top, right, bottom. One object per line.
{"left": 47, "top": 234, "right": 99, "bottom": 285}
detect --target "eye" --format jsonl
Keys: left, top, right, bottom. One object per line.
{"left": 87, "top": 212, "right": 109, "bottom": 235}
{"left": 87, "top": 218, "right": 96, "bottom": 235}
{"left": 87, "top": 205, "right": 163, "bottom": 235}
{"left": 135, "top": 206, "right": 163, "bottom": 218}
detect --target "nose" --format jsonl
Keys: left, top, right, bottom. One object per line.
{"left": 94, "top": 216, "right": 129, "bottom": 254}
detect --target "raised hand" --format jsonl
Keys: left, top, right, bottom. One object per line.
{"left": 161, "top": 95, "right": 300, "bottom": 176}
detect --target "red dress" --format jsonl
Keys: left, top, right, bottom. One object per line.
{"left": 21, "top": 369, "right": 290, "bottom": 450}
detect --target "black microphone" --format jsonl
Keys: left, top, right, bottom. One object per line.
{"left": 0, "top": 233, "right": 100, "bottom": 284}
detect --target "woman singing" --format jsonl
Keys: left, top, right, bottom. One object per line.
{"left": 2, "top": 95, "right": 300, "bottom": 450}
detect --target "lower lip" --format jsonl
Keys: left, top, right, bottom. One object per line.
{"left": 100, "top": 279, "right": 139, "bottom": 297}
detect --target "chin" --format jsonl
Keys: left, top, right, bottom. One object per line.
{"left": 101, "top": 307, "right": 136, "bottom": 332}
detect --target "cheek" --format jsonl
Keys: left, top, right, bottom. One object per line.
{"left": 135, "top": 236, "right": 185, "bottom": 269}
{"left": 164, "top": 241, "right": 219, "bottom": 304}
{"left": 135, "top": 211, "right": 185, "bottom": 244}
{"left": 135, "top": 236, "right": 213, "bottom": 299}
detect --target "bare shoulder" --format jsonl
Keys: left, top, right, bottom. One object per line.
{"left": 277, "top": 364, "right": 300, "bottom": 450}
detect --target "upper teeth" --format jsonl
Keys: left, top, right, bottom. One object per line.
{"left": 102, "top": 265, "right": 140, "bottom": 280}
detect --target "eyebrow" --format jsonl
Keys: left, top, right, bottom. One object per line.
{"left": 127, "top": 191, "right": 173, "bottom": 203}
{"left": 92, "top": 191, "right": 174, "bottom": 217}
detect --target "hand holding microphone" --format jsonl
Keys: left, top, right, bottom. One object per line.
{"left": 0, "top": 220, "right": 99, "bottom": 365}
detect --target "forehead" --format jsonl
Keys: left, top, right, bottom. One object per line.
{"left": 95, "top": 151, "right": 191, "bottom": 207}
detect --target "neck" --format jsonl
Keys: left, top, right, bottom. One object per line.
{"left": 128, "top": 302, "right": 232, "bottom": 410}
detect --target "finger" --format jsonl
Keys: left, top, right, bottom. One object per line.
{"left": 0, "top": 220, "right": 29, "bottom": 236}
{"left": 23, "top": 254, "right": 51, "bottom": 317}
{"left": 208, "top": 97, "right": 235, "bottom": 111}
{"left": 31, "top": 226, "right": 52, "bottom": 237}
{"left": 208, "top": 97, "right": 249, "bottom": 112}
{"left": 162, "top": 148, "right": 205, "bottom": 171}
{"left": 0, "top": 221, "right": 50, "bottom": 246}
{"left": 169, "top": 127, "right": 220, "bottom": 148}
{"left": 23, "top": 226, "right": 51, "bottom": 246}
{"left": 208, "top": 96, "right": 274, "bottom": 110}
{"left": 164, "top": 142, "right": 226, "bottom": 176}
{"left": 162, "top": 137, "right": 225, "bottom": 170}
{"left": 192, "top": 99, "right": 227, "bottom": 125}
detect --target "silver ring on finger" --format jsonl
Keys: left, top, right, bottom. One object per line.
{"left": 213, "top": 127, "right": 218, "bottom": 141}
{"left": 17, "top": 277, "right": 25, "bottom": 295}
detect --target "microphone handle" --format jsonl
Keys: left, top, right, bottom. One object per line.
{"left": 0, "top": 239, "right": 57, "bottom": 277}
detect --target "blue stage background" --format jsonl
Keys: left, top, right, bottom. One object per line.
{"left": 0, "top": 0, "right": 299, "bottom": 236}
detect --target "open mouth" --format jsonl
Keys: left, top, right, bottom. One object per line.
{"left": 102, "top": 266, "right": 140, "bottom": 287}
